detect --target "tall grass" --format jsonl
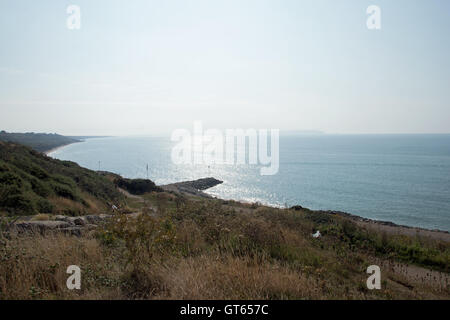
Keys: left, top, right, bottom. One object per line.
{"left": 0, "top": 196, "right": 448, "bottom": 300}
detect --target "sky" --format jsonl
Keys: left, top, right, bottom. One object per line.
{"left": 0, "top": 0, "right": 449, "bottom": 135}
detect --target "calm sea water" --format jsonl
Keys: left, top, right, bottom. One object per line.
{"left": 49, "top": 134, "right": 450, "bottom": 232}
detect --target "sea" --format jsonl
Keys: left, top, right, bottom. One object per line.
{"left": 49, "top": 134, "right": 450, "bottom": 232}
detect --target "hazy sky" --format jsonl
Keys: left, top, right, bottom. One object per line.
{"left": 0, "top": 0, "right": 449, "bottom": 135}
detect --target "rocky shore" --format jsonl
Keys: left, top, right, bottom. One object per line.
{"left": 161, "top": 177, "right": 223, "bottom": 197}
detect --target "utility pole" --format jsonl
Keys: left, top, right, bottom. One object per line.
{"left": 146, "top": 164, "right": 149, "bottom": 180}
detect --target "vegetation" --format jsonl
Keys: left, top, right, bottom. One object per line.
{"left": 317, "top": 217, "right": 449, "bottom": 272}
{"left": 0, "top": 139, "right": 448, "bottom": 299}
{"left": 0, "top": 192, "right": 448, "bottom": 299}
{"left": 115, "top": 177, "right": 163, "bottom": 195}
{"left": 0, "top": 131, "right": 80, "bottom": 153}
{"left": 0, "top": 141, "right": 124, "bottom": 216}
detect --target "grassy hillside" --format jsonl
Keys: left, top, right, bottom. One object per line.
{"left": 0, "top": 131, "right": 79, "bottom": 153}
{"left": 0, "top": 141, "right": 124, "bottom": 216}
{"left": 1, "top": 192, "right": 449, "bottom": 299}
{"left": 0, "top": 140, "right": 448, "bottom": 300}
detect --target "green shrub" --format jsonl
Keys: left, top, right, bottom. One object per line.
{"left": 115, "top": 178, "right": 162, "bottom": 195}
{"left": 102, "top": 213, "right": 176, "bottom": 270}
{"left": 52, "top": 174, "right": 76, "bottom": 188}
{"left": 29, "top": 177, "right": 52, "bottom": 197}
{"left": 27, "top": 165, "right": 49, "bottom": 180}
{"left": 50, "top": 183, "right": 77, "bottom": 200}
{"left": 0, "top": 172, "right": 23, "bottom": 187}
{"left": 1, "top": 194, "right": 35, "bottom": 214}
{"left": 36, "top": 198, "right": 54, "bottom": 213}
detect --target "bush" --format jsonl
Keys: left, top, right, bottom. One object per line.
{"left": 51, "top": 183, "right": 77, "bottom": 200}
{"left": 29, "top": 177, "right": 52, "bottom": 197}
{"left": 101, "top": 213, "right": 176, "bottom": 270}
{"left": 1, "top": 194, "right": 35, "bottom": 214}
{"left": 28, "top": 164, "right": 49, "bottom": 180}
{"left": 36, "top": 198, "right": 54, "bottom": 213}
{"left": 0, "top": 172, "right": 23, "bottom": 187}
{"left": 115, "top": 178, "right": 162, "bottom": 195}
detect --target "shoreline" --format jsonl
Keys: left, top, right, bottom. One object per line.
{"left": 317, "top": 209, "right": 450, "bottom": 242}
{"left": 39, "top": 141, "right": 450, "bottom": 240}
{"left": 44, "top": 136, "right": 112, "bottom": 155}
{"left": 164, "top": 178, "right": 450, "bottom": 242}
{"left": 43, "top": 141, "right": 82, "bottom": 156}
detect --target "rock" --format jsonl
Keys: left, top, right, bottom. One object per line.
{"left": 74, "top": 218, "right": 86, "bottom": 226}
{"left": 85, "top": 215, "right": 99, "bottom": 224}
{"left": 13, "top": 221, "right": 72, "bottom": 234}
{"left": 54, "top": 216, "right": 86, "bottom": 226}
{"left": 85, "top": 214, "right": 111, "bottom": 224}
{"left": 185, "top": 178, "right": 223, "bottom": 190}
{"left": 9, "top": 215, "right": 108, "bottom": 236}
{"left": 61, "top": 227, "right": 83, "bottom": 237}
{"left": 65, "top": 217, "right": 86, "bottom": 226}
{"left": 18, "top": 221, "right": 71, "bottom": 229}
{"left": 54, "top": 215, "right": 80, "bottom": 226}
{"left": 291, "top": 205, "right": 304, "bottom": 211}
{"left": 161, "top": 177, "right": 223, "bottom": 197}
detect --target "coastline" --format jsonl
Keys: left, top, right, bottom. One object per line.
{"left": 44, "top": 136, "right": 113, "bottom": 156}
{"left": 164, "top": 178, "right": 450, "bottom": 242}
{"left": 41, "top": 140, "right": 450, "bottom": 240}
{"left": 43, "top": 141, "right": 82, "bottom": 156}
{"left": 319, "top": 209, "right": 450, "bottom": 242}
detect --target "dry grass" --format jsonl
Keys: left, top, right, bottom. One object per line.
{"left": 49, "top": 193, "right": 111, "bottom": 216}
{"left": 30, "top": 214, "right": 51, "bottom": 221}
{"left": 51, "top": 197, "right": 87, "bottom": 215}
{"left": 0, "top": 235, "right": 114, "bottom": 299}
{"left": 156, "top": 254, "right": 325, "bottom": 299}
{"left": 0, "top": 194, "right": 449, "bottom": 300}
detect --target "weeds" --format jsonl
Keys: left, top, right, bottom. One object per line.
{"left": 0, "top": 193, "right": 449, "bottom": 299}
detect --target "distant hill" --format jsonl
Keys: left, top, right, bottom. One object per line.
{"left": 0, "top": 141, "right": 124, "bottom": 216}
{"left": 0, "top": 131, "right": 80, "bottom": 153}
{"left": 67, "top": 136, "right": 111, "bottom": 140}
